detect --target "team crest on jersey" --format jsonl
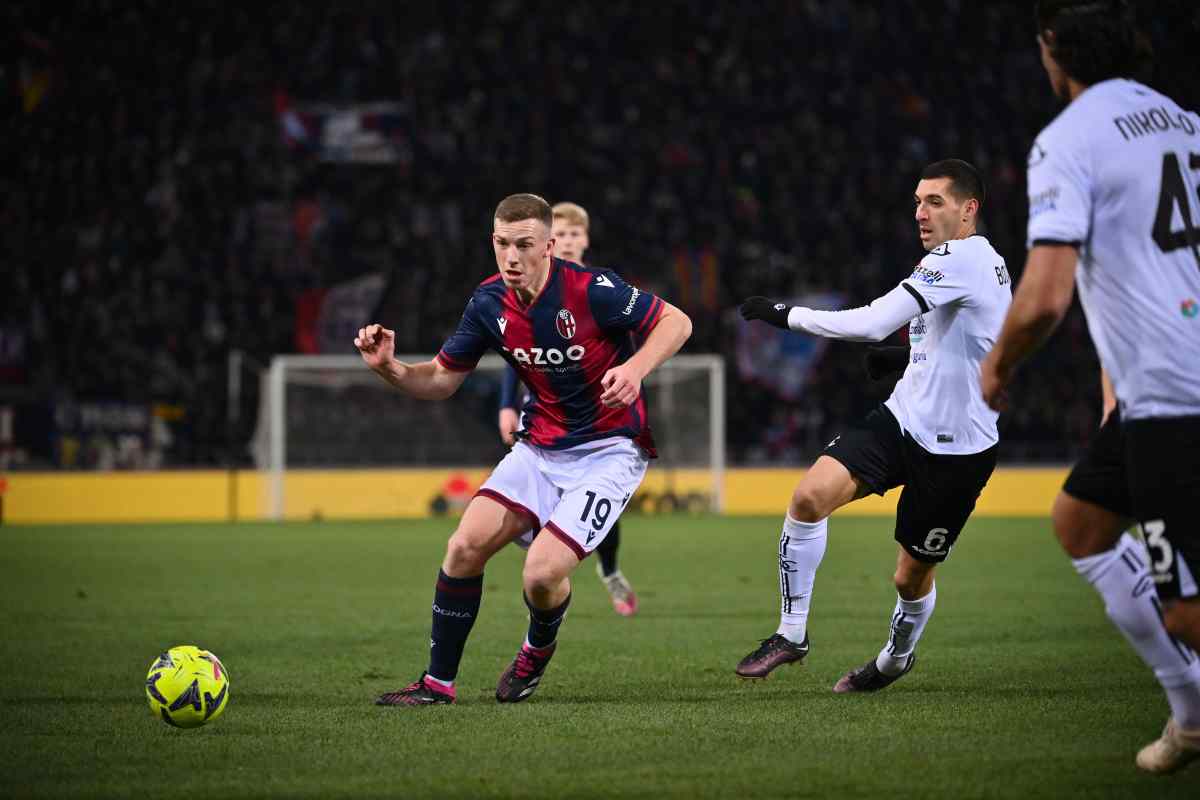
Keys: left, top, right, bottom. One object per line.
{"left": 556, "top": 309, "right": 577, "bottom": 339}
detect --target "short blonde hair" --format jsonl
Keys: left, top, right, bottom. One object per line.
{"left": 496, "top": 194, "right": 552, "bottom": 227}
{"left": 551, "top": 202, "right": 589, "bottom": 230}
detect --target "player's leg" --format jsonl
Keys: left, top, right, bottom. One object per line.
{"left": 736, "top": 408, "right": 900, "bottom": 679}
{"left": 378, "top": 444, "right": 548, "bottom": 707}
{"left": 494, "top": 529, "right": 578, "bottom": 703}
{"left": 1124, "top": 416, "right": 1200, "bottom": 773}
{"left": 735, "top": 456, "right": 867, "bottom": 679}
{"left": 779, "top": 455, "right": 869, "bottom": 635}
{"left": 833, "top": 437, "right": 996, "bottom": 694}
{"left": 1053, "top": 490, "right": 1198, "bottom": 709}
{"left": 376, "top": 494, "right": 532, "bottom": 706}
{"left": 596, "top": 520, "right": 638, "bottom": 616}
{"left": 496, "top": 439, "right": 648, "bottom": 702}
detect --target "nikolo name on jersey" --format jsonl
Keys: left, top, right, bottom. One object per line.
{"left": 1113, "top": 103, "right": 1198, "bottom": 142}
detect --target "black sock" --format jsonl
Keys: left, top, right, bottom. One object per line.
{"left": 525, "top": 592, "right": 571, "bottom": 649}
{"left": 427, "top": 569, "right": 483, "bottom": 682}
{"left": 596, "top": 522, "right": 620, "bottom": 577}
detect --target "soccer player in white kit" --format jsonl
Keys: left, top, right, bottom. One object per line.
{"left": 738, "top": 159, "right": 1011, "bottom": 691}
{"left": 981, "top": 0, "right": 1200, "bottom": 774}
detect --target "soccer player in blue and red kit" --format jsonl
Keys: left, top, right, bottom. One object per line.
{"left": 356, "top": 193, "right": 692, "bottom": 705}
{"left": 499, "top": 201, "right": 640, "bottom": 616}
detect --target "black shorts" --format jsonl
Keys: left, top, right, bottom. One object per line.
{"left": 824, "top": 405, "right": 998, "bottom": 564}
{"left": 1064, "top": 409, "right": 1200, "bottom": 601}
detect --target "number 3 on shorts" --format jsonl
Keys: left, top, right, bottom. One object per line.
{"left": 1143, "top": 519, "right": 1174, "bottom": 575}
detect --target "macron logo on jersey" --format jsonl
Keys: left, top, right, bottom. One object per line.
{"left": 595, "top": 275, "right": 614, "bottom": 288}
{"left": 497, "top": 317, "right": 508, "bottom": 335}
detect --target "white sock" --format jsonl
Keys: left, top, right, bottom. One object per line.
{"left": 775, "top": 515, "right": 827, "bottom": 644}
{"left": 876, "top": 584, "right": 936, "bottom": 676}
{"left": 1074, "top": 532, "right": 1200, "bottom": 728}
{"left": 424, "top": 673, "right": 454, "bottom": 689}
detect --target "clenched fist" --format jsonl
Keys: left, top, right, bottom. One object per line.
{"left": 355, "top": 324, "right": 395, "bottom": 371}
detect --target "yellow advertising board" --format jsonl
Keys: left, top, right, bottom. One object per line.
{"left": 3, "top": 466, "right": 1069, "bottom": 525}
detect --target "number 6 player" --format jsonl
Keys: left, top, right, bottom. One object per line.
{"left": 738, "top": 159, "right": 1009, "bottom": 693}
{"left": 356, "top": 193, "right": 691, "bottom": 706}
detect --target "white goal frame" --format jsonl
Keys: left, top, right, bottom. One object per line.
{"left": 264, "top": 353, "right": 726, "bottom": 519}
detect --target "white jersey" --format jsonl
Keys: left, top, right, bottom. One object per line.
{"left": 885, "top": 235, "right": 1012, "bottom": 455}
{"left": 1027, "top": 78, "right": 1200, "bottom": 420}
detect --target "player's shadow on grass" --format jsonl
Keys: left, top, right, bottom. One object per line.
{"left": 12, "top": 695, "right": 134, "bottom": 707}
{"left": 509, "top": 685, "right": 845, "bottom": 705}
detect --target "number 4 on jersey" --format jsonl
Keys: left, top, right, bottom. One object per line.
{"left": 1152, "top": 152, "right": 1200, "bottom": 268}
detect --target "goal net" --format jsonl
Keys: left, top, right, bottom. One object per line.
{"left": 255, "top": 354, "right": 725, "bottom": 519}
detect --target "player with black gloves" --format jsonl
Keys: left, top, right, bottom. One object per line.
{"left": 733, "top": 159, "right": 1011, "bottom": 696}
{"left": 738, "top": 299, "right": 909, "bottom": 382}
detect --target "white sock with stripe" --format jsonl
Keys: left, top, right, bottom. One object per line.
{"left": 1074, "top": 532, "right": 1200, "bottom": 728}
{"left": 876, "top": 584, "right": 936, "bottom": 676}
{"left": 775, "top": 515, "right": 827, "bottom": 644}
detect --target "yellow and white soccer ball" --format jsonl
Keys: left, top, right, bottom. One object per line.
{"left": 145, "top": 645, "right": 230, "bottom": 728}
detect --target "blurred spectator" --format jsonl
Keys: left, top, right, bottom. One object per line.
{"left": 7, "top": 0, "right": 1199, "bottom": 466}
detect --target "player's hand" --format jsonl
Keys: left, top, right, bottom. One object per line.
{"left": 600, "top": 363, "right": 642, "bottom": 409}
{"left": 739, "top": 297, "right": 791, "bottom": 330}
{"left": 979, "top": 351, "right": 1011, "bottom": 413}
{"left": 498, "top": 408, "right": 520, "bottom": 446}
{"left": 355, "top": 324, "right": 395, "bottom": 371}
{"left": 864, "top": 345, "right": 910, "bottom": 381}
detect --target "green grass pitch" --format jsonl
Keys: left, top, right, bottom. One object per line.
{"left": 2, "top": 515, "right": 1196, "bottom": 798}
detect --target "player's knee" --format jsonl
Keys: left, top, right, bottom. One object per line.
{"left": 521, "top": 559, "right": 566, "bottom": 597}
{"left": 1051, "top": 493, "right": 1119, "bottom": 559}
{"left": 789, "top": 485, "right": 828, "bottom": 523}
{"left": 1051, "top": 494, "right": 1088, "bottom": 557}
{"left": 444, "top": 530, "right": 489, "bottom": 574}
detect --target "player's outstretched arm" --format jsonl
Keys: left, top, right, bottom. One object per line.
{"left": 355, "top": 323, "right": 468, "bottom": 400}
{"left": 600, "top": 302, "right": 692, "bottom": 409}
{"left": 980, "top": 244, "right": 1078, "bottom": 410}
{"left": 740, "top": 284, "right": 921, "bottom": 343}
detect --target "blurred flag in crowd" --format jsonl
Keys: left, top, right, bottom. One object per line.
{"left": 295, "top": 272, "right": 387, "bottom": 354}
{"left": 274, "top": 91, "right": 411, "bottom": 165}
{"left": 735, "top": 293, "right": 843, "bottom": 401}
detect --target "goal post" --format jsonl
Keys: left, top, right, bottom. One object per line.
{"left": 260, "top": 353, "right": 725, "bottom": 520}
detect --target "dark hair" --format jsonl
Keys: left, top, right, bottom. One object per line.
{"left": 1035, "top": 0, "right": 1144, "bottom": 85}
{"left": 920, "top": 159, "right": 986, "bottom": 209}
{"left": 494, "top": 193, "right": 553, "bottom": 227}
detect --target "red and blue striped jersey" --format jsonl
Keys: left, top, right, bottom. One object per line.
{"left": 436, "top": 258, "right": 665, "bottom": 456}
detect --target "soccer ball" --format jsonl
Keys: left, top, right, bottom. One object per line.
{"left": 145, "top": 645, "right": 230, "bottom": 728}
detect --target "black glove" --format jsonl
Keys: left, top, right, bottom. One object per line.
{"left": 863, "top": 345, "right": 910, "bottom": 380}
{"left": 739, "top": 297, "right": 792, "bottom": 330}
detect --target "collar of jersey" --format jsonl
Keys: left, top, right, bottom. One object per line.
{"left": 508, "top": 257, "right": 559, "bottom": 311}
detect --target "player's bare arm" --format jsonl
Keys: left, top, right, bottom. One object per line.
{"left": 980, "top": 244, "right": 1078, "bottom": 410}
{"left": 355, "top": 323, "right": 469, "bottom": 400}
{"left": 600, "top": 301, "right": 692, "bottom": 409}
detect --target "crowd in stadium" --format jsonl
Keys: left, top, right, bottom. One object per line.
{"left": 7, "top": 1, "right": 1198, "bottom": 467}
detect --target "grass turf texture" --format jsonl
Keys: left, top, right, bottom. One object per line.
{"left": 2, "top": 516, "right": 1196, "bottom": 799}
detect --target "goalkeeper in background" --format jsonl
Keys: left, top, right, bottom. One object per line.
{"left": 498, "top": 201, "right": 639, "bottom": 617}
